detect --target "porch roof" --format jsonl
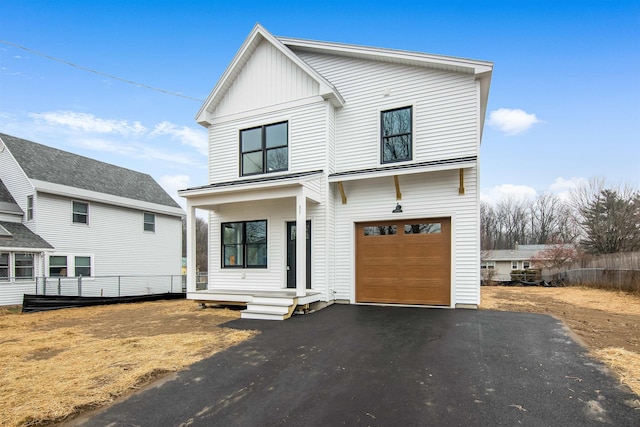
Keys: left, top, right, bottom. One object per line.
{"left": 328, "top": 156, "right": 476, "bottom": 182}
{"left": 178, "top": 170, "right": 323, "bottom": 209}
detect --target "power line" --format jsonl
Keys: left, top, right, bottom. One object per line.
{"left": 0, "top": 40, "right": 205, "bottom": 102}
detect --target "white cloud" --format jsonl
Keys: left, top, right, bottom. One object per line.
{"left": 151, "top": 121, "right": 208, "bottom": 156}
{"left": 548, "top": 176, "right": 587, "bottom": 201}
{"left": 487, "top": 108, "right": 541, "bottom": 135}
{"left": 481, "top": 184, "right": 538, "bottom": 204}
{"left": 159, "top": 174, "right": 191, "bottom": 208}
{"left": 29, "top": 111, "right": 147, "bottom": 136}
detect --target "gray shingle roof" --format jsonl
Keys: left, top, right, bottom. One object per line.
{"left": 0, "top": 221, "right": 54, "bottom": 250}
{"left": 0, "top": 133, "right": 181, "bottom": 209}
{"left": 0, "top": 179, "right": 23, "bottom": 215}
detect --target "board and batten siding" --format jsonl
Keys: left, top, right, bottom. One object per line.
{"left": 208, "top": 100, "right": 329, "bottom": 183}
{"left": 213, "top": 40, "right": 320, "bottom": 119}
{"left": 332, "top": 168, "right": 480, "bottom": 306}
{"left": 292, "top": 51, "right": 478, "bottom": 172}
{"left": 35, "top": 193, "right": 182, "bottom": 277}
{"left": 0, "top": 145, "right": 35, "bottom": 230}
{"left": 207, "top": 197, "right": 329, "bottom": 300}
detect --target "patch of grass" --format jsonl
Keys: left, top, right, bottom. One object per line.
{"left": 0, "top": 300, "right": 257, "bottom": 427}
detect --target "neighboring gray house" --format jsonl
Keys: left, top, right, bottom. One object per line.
{"left": 180, "top": 24, "right": 493, "bottom": 319}
{"left": 0, "top": 133, "right": 185, "bottom": 305}
{"left": 481, "top": 244, "right": 554, "bottom": 282}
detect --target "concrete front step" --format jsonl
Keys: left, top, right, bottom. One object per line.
{"left": 245, "top": 303, "right": 291, "bottom": 315}
{"left": 241, "top": 310, "right": 289, "bottom": 320}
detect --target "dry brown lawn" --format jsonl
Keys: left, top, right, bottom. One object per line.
{"left": 0, "top": 300, "right": 257, "bottom": 427}
{"left": 481, "top": 286, "right": 640, "bottom": 398}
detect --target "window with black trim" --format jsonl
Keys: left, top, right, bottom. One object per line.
{"left": 241, "top": 122, "right": 288, "bottom": 176}
{"left": 72, "top": 201, "right": 89, "bottom": 224}
{"left": 381, "top": 106, "right": 412, "bottom": 163}
{"left": 222, "top": 220, "right": 267, "bottom": 268}
{"left": 144, "top": 212, "right": 155, "bottom": 232}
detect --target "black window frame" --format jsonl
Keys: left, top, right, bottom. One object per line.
{"left": 221, "top": 220, "right": 268, "bottom": 268}
{"left": 381, "top": 106, "right": 413, "bottom": 164}
{"left": 72, "top": 201, "right": 89, "bottom": 225}
{"left": 240, "top": 121, "right": 288, "bottom": 176}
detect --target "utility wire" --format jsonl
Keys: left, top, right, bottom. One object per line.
{"left": 0, "top": 40, "right": 205, "bottom": 102}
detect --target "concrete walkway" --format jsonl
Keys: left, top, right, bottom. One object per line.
{"left": 78, "top": 305, "right": 639, "bottom": 426}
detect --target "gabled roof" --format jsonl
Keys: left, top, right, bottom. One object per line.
{"left": 0, "top": 179, "right": 23, "bottom": 215}
{"left": 0, "top": 133, "right": 181, "bottom": 209}
{"left": 196, "top": 23, "right": 345, "bottom": 125}
{"left": 196, "top": 24, "right": 492, "bottom": 132}
{"left": 0, "top": 221, "right": 53, "bottom": 250}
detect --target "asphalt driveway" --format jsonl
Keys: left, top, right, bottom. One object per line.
{"left": 77, "top": 305, "right": 638, "bottom": 426}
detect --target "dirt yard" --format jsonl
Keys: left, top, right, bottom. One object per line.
{"left": 0, "top": 300, "right": 256, "bottom": 427}
{"left": 481, "top": 286, "right": 640, "bottom": 398}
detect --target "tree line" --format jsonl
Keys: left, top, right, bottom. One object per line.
{"left": 482, "top": 178, "right": 640, "bottom": 254}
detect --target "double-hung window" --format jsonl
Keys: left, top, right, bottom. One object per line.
{"left": 15, "top": 254, "right": 34, "bottom": 279}
{"left": 0, "top": 253, "right": 8, "bottom": 280}
{"left": 240, "top": 122, "right": 288, "bottom": 176}
{"left": 49, "top": 256, "right": 68, "bottom": 277}
{"left": 73, "top": 201, "right": 89, "bottom": 224}
{"left": 144, "top": 213, "right": 155, "bottom": 232}
{"left": 27, "top": 195, "right": 34, "bottom": 221}
{"left": 75, "top": 256, "right": 91, "bottom": 277}
{"left": 222, "top": 220, "right": 267, "bottom": 268}
{"left": 381, "top": 106, "right": 412, "bottom": 164}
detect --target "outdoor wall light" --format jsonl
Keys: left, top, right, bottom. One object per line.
{"left": 392, "top": 203, "right": 403, "bottom": 213}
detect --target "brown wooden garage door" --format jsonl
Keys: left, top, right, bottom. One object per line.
{"left": 356, "top": 218, "right": 451, "bottom": 305}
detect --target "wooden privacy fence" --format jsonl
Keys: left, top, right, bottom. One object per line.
{"left": 542, "top": 252, "right": 640, "bottom": 292}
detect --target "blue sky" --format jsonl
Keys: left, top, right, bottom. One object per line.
{"left": 1, "top": 0, "right": 638, "bottom": 209}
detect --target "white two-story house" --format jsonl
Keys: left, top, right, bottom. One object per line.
{"left": 179, "top": 24, "right": 493, "bottom": 319}
{"left": 0, "top": 133, "right": 185, "bottom": 305}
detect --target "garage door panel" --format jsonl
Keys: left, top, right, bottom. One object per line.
{"left": 356, "top": 218, "right": 451, "bottom": 306}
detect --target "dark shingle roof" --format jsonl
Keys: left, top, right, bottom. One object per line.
{"left": 0, "top": 179, "right": 23, "bottom": 215}
{"left": 0, "top": 221, "right": 54, "bottom": 249}
{"left": 0, "top": 179, "right": 18, "bottom": 205}
{"left": 0, "top": 133, "right": 180, "bottom": 209}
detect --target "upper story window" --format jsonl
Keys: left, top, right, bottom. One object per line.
{"left": 72, "top": 201, "right": 89, "bottom": 224}
{"left": 144, "top": 212, "right": 156, "bottom": 232}
{"left": 27, "top": 195, "right": 33, "bottom": 221}
{"left": 381, "top": 106, "right": 412, "bottom": 164}
{"left": 240, "top": 122, "right": 288, "bottom": 176}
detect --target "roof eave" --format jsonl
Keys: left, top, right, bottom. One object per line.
{"left": 196, "top": 24, "right": 344, "bottom": 127}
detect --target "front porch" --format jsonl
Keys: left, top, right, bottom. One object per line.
{"left": 188, "top": 288, "right": 322, "bottom": 320}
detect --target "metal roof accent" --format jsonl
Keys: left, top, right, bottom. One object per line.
{"left": 180, "top": 170, "right": 323, "bottom": 193}
{"left": 328, "top": 156, "right": 477, "bottom": 181}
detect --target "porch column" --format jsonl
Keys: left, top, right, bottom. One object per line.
{"left": 186, "top": 202, "right": 197, "bottom": 293}
{"left": 295, "top": 189, "right": 306, "bottom": 297}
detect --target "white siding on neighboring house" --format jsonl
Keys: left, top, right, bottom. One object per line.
{"left": 209, "top": 100, "right": 329, "bottom": 183}
{"left": 35, "top": 193, "right": 182, "bottom": 277}
{"left": 293, "top": 51, "right": 478, "bottom": 172}
{"left": 213, "top": 40, "right": 320, "bottom": 118}
{"left": 0, "top": 145, "right": 34, "bottom": 230}
{"left": 332, "top": 168, "right": 479, "bottom": 305}
{"left": 0, "top": 253, "right": 45, "bottom": 306}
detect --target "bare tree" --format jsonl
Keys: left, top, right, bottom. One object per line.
{"left": 182, "top": 215, "right": 209, "bottom": 272}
